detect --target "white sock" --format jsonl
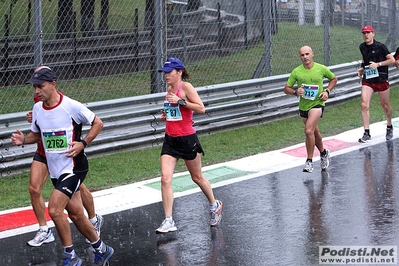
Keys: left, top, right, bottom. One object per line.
{"left": 39, "top": 225, "right": 49, "bottom": 232}
{"left": 210, "top": 201, "right": 218, "bottom": 211}
{"left": 89, "top": 216, "right": 97, "bottom": 225}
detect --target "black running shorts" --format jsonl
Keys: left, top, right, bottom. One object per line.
{"left": 51, "top": 171, "right": 87, "bottom": 198}
{"left": 161, "top": 133, "right": 205, "bottom": 160}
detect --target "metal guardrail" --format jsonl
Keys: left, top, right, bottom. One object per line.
{"left": 1, "top": 60, "right": 399, "bottom": 177}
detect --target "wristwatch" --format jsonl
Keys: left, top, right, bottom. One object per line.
{"left": 378, "top": 62, "right": 382, "bottom": 67}
{"left": 80, "top": 139, "right": 88, "bottom": 148}
{"left": 177, "top": 98, "right": 187, "bottom": 106}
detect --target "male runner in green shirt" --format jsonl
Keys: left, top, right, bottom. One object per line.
{"left": 284, "top": 46, "right": 338, "bottom": 173}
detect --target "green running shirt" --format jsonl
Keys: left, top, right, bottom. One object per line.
{"left": 287, "top": 62, "right": 335, "bottom": 111}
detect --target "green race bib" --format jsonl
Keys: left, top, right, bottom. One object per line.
{"left": 42, "top": 129, "right": 68, "bottom": 153}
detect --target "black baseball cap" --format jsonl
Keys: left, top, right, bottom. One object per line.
{"left": 27, "top": 68, "right": 57, "bottom": 84}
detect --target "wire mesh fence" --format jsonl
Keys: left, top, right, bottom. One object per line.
{"left": 0, "top": 0, "right": 398, "bottom": 114}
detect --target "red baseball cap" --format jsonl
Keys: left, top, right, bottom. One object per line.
{"left": 361, "top": 25, "right": 374, "bottom": 32}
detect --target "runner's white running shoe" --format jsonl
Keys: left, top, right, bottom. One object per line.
{"left": 156, "top": 219, "right": 177, "bottom": 234}
{"left": 210, "top": 200, "right": 224, "bottom": 226}
{"left": 27, "top": 229, "right": 55, "bottom": 247}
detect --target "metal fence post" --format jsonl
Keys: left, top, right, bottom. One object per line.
{"left": 152, "top": 0, "right": 165, "bottom": 93}
{"left": 324, "top": 0, "right": 331, "bottom": 66}
{"left": 2, "top": 14, "right": 10, "bottom": 86}
{"left": 298, "top": 0, "right": 306, "bottom": 26}
{"left": 33, "top": 0, "right": 43, "bottom": 68}
{"left": 315, "top": 0, "right": 322, "bottom": 26}
{"left": 263, "top": 0, "right": 272, "bottom": 76}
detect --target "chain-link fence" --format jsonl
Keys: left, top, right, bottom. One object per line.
{"left": 0, "top": 0, "right": 398, "bottom": 114}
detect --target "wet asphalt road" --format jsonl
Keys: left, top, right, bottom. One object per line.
{"left": 1, "top": 139, "right": 399, "bottom": 266}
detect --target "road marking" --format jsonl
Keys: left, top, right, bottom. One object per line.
{"left": 145, "top": 166, "right": 255, "bottom": 192}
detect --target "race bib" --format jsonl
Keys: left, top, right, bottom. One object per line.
{"left": 42, "top": 129, "right": 68, "bottom": 153}
{"left": 164, "top": 101, "right": 182, "bottom": 121}
{"left": 364, "top": 66, "right": 379, "bottom": 79}
{"left": 302, "top": 84, "right": 319, "bottom": 100}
